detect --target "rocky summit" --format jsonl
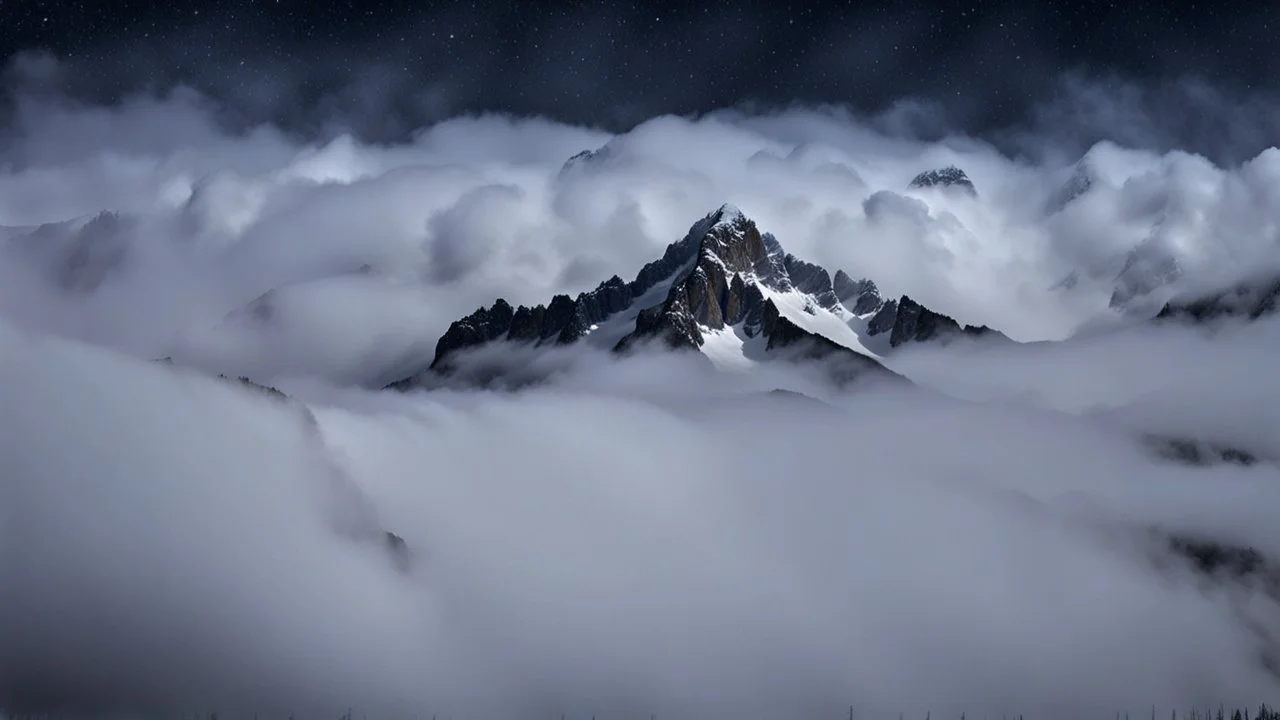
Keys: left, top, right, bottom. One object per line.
{"left": 865, "top": 295, "right": 1005, "bottom": 349}
{"left": 557, "top": 145, "right": 615, "bottom": 178}
{"left": 388, "top": 203, "right": 1009, "bottom": 390}
{"left": 1046, "top": 160, "right": 1095, "bottom": 215}
{"left": 908, "top": 165, "right": 977, "bottom": 196}
{"left": 616, "top": 204, "right": 785, "bottom": 351}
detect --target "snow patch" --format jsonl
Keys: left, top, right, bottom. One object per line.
{"left": 712, "top": 203, "right": 745, "bottom": 227}
{"left": 756, "top": 284, "right": 883, "bottom": 360}
{"left": 582, "top": 263, "right": 694, "bottom": 349}
{"left": 699, "top": 324, "right": 766, "bottom": 372}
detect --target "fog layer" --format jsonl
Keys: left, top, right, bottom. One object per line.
{"left": 2, "top": 76, "right": 1280, "bottom": 718}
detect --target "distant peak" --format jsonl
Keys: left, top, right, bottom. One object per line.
{"left": 557, "top": 144, "right": 615, "bottom": 177}
{"left": 908, "top": 166, "right": 976, "bottom": 195}
{"left": 1047, "top": 160, "right": 1095, "bottom": 214}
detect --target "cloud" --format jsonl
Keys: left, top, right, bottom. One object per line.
{"left": 3, "top": 65, "right": 1280, "bottom": 717}
{"left": 2, "top": 65, "right": 1278, "bottom": 374}
{"left": 6, "top": 316, "right": 1280, "bottom": 717}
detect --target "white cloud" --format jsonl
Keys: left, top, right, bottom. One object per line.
{"left": 3, "top": 74, "right": 1280, "bottom": 717}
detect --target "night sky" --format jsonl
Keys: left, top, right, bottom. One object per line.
{"left": 1, "top": 0, "right": 1277, "bottom": 161}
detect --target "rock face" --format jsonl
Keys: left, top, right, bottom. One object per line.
{"left": 390, "top": 203, "right": 1005, "bottom": 390}
{"left": 1155, "top": 275, "right": 1280, "bottom": 324}
{"left": 1047, "top": 161, "right": 1095, "bottom": 214}
{"left": 617, "top": 205, "right": 782, "bottom": 351}
{"left": 1143, "top": 434, "right": 1260, "bottom": 467}
{"left": 427, "top": 276, "right": 642, "bottom": 371}
{"left": 865, "top": 295, "right": 1005, "bottom": 348}
{"left": 833, "top": 271, "right": 884, "bottom": 315}
{"left": 782, "top": 255, "right": 840, "bottom": 309}
{"left": 1109, "top": 241, "right": 1182, "bottom": 311}
{"left": 5, "top": 210, "right": 132, "bottom": 294}
{"left": 384, "top": 531, "right": 414, "bottom": 573}
{"left": 1166, "top": 534, "right": 1269, "bottom": 581}
{"left": 1049, "top": 238, "right": 1186, "bottom": 318}
{"left": 908, "top": 166, "right": 977, "bottom": 196}
{"left": 217, "top": 374, "right": 289, "bottom": 402}
{"left": 557, "top": 145, "right": 615, "bottom": 178}
{"left": 424, "top": 212, "right": 726, "bottom": 372}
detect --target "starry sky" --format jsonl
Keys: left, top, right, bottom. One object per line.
{"left": 2, "top": 0, "right": 1277, "bottom": 161}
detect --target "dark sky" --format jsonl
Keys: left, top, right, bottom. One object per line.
{"left": 1, "top": 0, "right": 1277, "bottom": 161}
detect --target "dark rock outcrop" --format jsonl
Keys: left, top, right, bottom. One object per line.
{"left": 616, "top": 205, "right": 778, "bottom": 350}
{"left": 866, "top": 295, "right": 1004, "bottom": 349}
{"left": 427, "top": 274, "right": 644, "bottom": 371}
{"left": 557, "top": 145, "right": 615, "bottom": 178}
{"left": 413, "top": 206, "right": 737, "bottom": 379}
{"left": 782, "top": 255, "right": 840, "bottom": 309}
{"left": 216, "top": 374, "right": 289, "bottom": 402}
{"left": 759, "top": 299, "right": 902, "bottom": 386}
{"left": 1167, "top": 534, "right": 1269, "bottom": 581}
{"left": 428, "top": 299, "right": 517, "bottom": 371}
{"left": 1158, "top": 534, "right": 1280, "bottom": 679}
{"left": 384, "top": 531, "right": 414, "bottom": 573}
{"left": 618, "top": 295, "right": 703, "bottom": 353}
{"left": 1047, "top": 161, "right": 1094, "bottom": 214}
{"left": 628, "top": 221, "right": 705, "bottom": 298}
{"left": 6, "top": 210, "right": 132, "bottom": 294}
{"left": 833, "top": 271, "right": 884, "bottom": 314}
{"left": 1143, "top": 434, "right": 1259, "bottom": 467}
{"left": 392, "top": 202, "right": 1001, "bottom": 390}
{"left": 1155, "top": 276, "right": 1280, "bottom": 324}
{"left": 908, "top": 166, "right": 977, "bottom": 196}
{"left": 1049, "top": 270, "right": 1081, "bottom": 292}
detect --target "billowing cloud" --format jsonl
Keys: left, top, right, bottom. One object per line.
{"left": 3, "top": 62, "right": 1280, "bottom": 718}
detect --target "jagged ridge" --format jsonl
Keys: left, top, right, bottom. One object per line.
{"left": 908, "top": 165, "right": 977, "bottom": 196}
{"left": 424, "top": 208, "right": 722, "bottom": 371}
{"left": 616, "top": 205, "right": 783, "bottom": 352}
{"left": 394, "top": 202, "right": 1006, "bottom": 390}
{"left": 1155, "top": 275, "right": 1280, "bottom": 324}
{"left": 866, "top": 296, "right": 1003, "bottom": 349}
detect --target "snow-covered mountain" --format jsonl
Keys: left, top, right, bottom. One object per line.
{"left": 1046, "top": 159, "right": 1095, "bottom": 215}
{"left": 557, "top": 145, "right": 616, "bottom": 178}
{"left": 388, "top": 203, "right": 1007, "bottom": 391}
{"left": 1045, "top": 154, "right": 1204, "bottom": 318}
{"left": 908, "top": 165, "right": 978, "bottom": 196}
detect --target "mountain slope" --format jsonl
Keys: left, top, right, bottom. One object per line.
{"left": 388, "top": 204, "right": 1009, "bottom": 391}
{"left": 3, "top": 211, "right": 132, "bottom": 294}
{"left": 1155, "top": 274, "right": 1280, "bottom": 324}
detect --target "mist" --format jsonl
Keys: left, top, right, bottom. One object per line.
{"left": 3, "top": 62, "right": 1280, "bottom": 718}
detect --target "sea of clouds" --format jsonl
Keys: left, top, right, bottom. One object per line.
{"left": 3, "top": 52, "right": 1280, "bottom": 719}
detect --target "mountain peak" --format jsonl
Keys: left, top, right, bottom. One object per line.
{"left": 1047, "top": 160, "right": 1095, "bottom": 214}
{"left": 390, "top": 205, "right": 1006, "bottom": 391}
{"left": 1108, "top": 240, "right": 1182, "bottom": 313}
{"left": 711, "top": 202, "right": 745, "bottom": 225}
{"left": 557, "top": 144, "right": 616, "bottom": 178}
{"left": 833, "top": 271, "right": 885, "bottom": 315}
{"left": 909, "top": 165, "right": 977, "bottom": 196}
{"left": 616, "top": 205, "right": 777, "bottom": 348}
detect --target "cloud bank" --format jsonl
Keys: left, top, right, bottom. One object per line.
{"left": 3, "top": 61, "right": 1280, "bottom": 718}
